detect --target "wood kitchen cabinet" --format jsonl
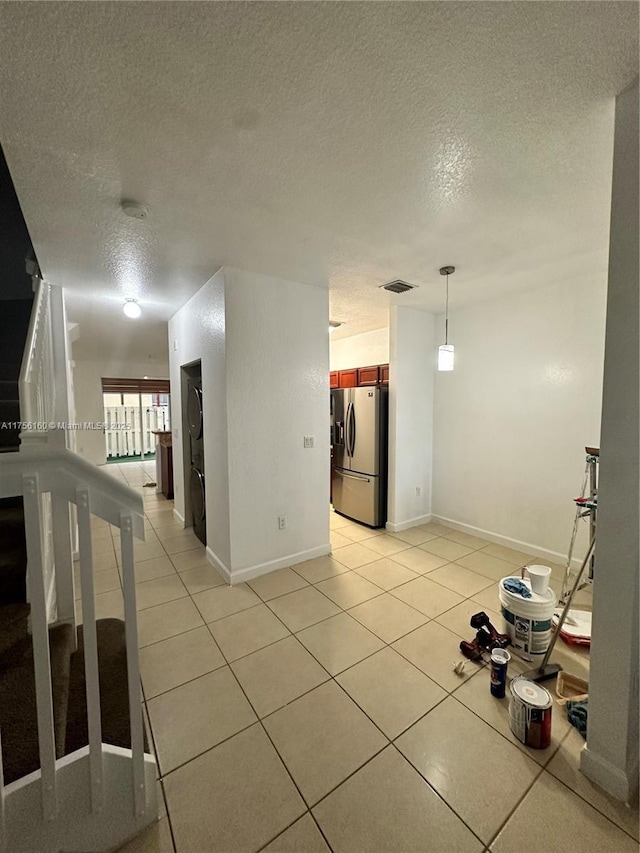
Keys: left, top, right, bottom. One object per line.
{"left": 330, "top": 363, "right": 389, "bottom": 388}
{"left": 357, "top": 365, "right": 380, "bottom": 386}
{"left": 338, "top": 369, "right": 358, "bottom": 388}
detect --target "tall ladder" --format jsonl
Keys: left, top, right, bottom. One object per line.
{"left": 560, "top": 446, "right": 598, "bottom": 605}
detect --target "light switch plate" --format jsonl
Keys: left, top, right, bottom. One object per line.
{"left": 303, "top": 435, "right": 314, "bottom": 449}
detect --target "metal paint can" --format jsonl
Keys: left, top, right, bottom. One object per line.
{"left": 509, "top": 677, "right": 553, "bottom": 749}
{"left": 490, "top": 648, "right": 511, "bottom": 698}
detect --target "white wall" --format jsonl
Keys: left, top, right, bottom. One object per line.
{"left": 432, "top": 275, "right": 607, "bottom": 561}
{"left": 169, "top": 267, "right": 330, "bottom": 582}
{"left": 330, "top": 327, "right": 388, "bottom": 371}
{"left": 168, "top": 271, "right": 231, "bottom": 568}
{"left": 72, "top": 354, "right": 170, "bottom": 466}
{"left": 225, "top": 269, "right": 330, "bottom": 575}
{"left": 387, "top": 306, "right": 435, "bottom": 531}
{"left": 581, "top": 79, "right": 639, "bottom": 803}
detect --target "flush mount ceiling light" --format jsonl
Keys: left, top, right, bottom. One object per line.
{"left": 329, "top": 321, "right": 343, "bottom": 333}
{"left": 438, "top": 265, "right": 455, "bottom": 372}
{"left": 123, "top": 298, "right": 141, "bottom": 319}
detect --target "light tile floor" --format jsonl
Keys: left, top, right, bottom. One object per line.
{"left": 86, "top": 463, "right": 638, "bottom": 852}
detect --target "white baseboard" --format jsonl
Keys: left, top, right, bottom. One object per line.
{"left": 172, "top": 508, "right": 185, "bottom": 528}
{"left": 386, "top": 514, "right": 432, "bottom": 533}
{"left": 430, "top": 513, "right": 581, "bottom": 567}
{"left": 581, "top": 746, "right": 638, "bottom": 804}
{"left": 207, "top": 543, "right": 332, "bottom": 586}
{"left": 205, "top": 547, "right": 232, "bottom": 584}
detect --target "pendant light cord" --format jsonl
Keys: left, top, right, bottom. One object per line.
{"left": 445, "top": 271, "right": 449, "bottom": 346}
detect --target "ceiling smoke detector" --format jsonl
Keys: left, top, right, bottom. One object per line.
{"left": 121, "top": 200, "right": 149, "bottom": 220}
{"left": 380, "top": 280, "right": 417, "bottom": 294}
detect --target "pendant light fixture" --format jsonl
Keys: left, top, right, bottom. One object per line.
{"left": 438, "top": 265, "right": 455, "bottom": 371}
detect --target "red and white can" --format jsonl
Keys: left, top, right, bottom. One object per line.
{"left": 509, "top": 677, "right": 552, "bottom": 749}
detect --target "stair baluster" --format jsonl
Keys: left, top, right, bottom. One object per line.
{"left": 22, "top": 472, "right": 57, "bottom": 821}
{"left": 51, "top": 494, "right": 76, "bottom": 637}
{"left": 76, "top": 487, "right": 104, "bottom": 815}
{"left": 120, "top": 511, "right": 146, "bottom": 817}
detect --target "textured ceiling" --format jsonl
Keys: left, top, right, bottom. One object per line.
{"left": 0, "top": 1, "right": 637, "bottom": 350}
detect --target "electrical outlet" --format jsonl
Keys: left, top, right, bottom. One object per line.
{"left": 415, "top": 486, "right": 421, "bottom": 497}
{"left": 278, "top": 514, "right": 286, "bottom": 530}
{"left": 303, "top": 435, "right": 315, "bottom": 449}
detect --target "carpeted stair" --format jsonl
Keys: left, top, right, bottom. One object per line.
{"left": 0, "top": 614, "right": 75, "bottom": 783}
{"left": 64, "top": 619, "right": 139, "bottom": 757}
{"left": 0, "top": 496, "right": 28, "bottom": 603}
{"left": 0, "top": 610, "right": 140, "bottom": 786}
{"left": 0, "top": 300, "right": 34, "bottom": 453}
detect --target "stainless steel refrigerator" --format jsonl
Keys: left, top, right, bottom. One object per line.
{"left": 331, "top": 386, "right": 388, "bottom": 527}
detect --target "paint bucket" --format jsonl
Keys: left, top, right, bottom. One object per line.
{"left": 499, "top": 576, "right": 556, "bottom": 662}
{"left": 509, "top": 677, "right": 553, "bottom": 749}
{"left": 490, "top": 648, "right": 511, "bottom": 698}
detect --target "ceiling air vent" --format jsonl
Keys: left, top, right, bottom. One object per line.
{"left": 380, "top": 280, "right": 417, "bottom": 294}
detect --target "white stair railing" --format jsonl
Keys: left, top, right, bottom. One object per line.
{"left": 0, "top": 447, "right": 157, "bottom": 852}
{"left": 18, "top": 280, "right": 72, "bottom": 625}
{"left": 4, "top": 278, "right": 158, "bottom": 850}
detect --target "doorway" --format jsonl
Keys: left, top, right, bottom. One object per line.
{"left": 101, "top": 378, "right": 171, "bottom": 463}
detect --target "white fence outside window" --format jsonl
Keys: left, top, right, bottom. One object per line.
{"left": 103, "top": 394, "right": 170, "bottom": 460}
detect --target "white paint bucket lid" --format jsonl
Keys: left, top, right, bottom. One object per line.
{"left": 499, "top": 577, "right": 556, "bottom": 618}
{"left": 511, "top": 677, "right": 552, "bottom": 709}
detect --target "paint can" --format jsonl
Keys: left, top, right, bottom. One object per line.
{"left": 490, "top": 648, "right": 511, "bottom": 698}
{"left": 499, "top": 577, "right": 556, "bottom": 662}
{"left": 509, "top": 677, "right": 553, "bottom": 749}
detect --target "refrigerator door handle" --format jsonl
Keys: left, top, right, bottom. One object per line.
{"left": 345, "top": 402, "right": 353, "bottom": 457}
{"left": 349, "top": 401, "right": 356, "bottom": 457}
{"left": 335, "top": 469, "right": 371, "bottom": 483}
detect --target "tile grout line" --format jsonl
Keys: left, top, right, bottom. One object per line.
{"left": 387, "top": 740, "right": 488, "bottom": 849}
{"left": 228, "top": 568, "right": 509, "bottom": 845}
{"left": 129, "top": 495, "right": 592, "bottom": 851}
{"left": 480, "top": 761, "right": 548, "bottom": 850}
{"left": 196, "top": 616, "right": 338, "bottom": 852}
{"left": 541, "top": 762, "right": 640, "bottom": 844}
{"left": 246, "top": 569, "right": 458, "bottom": 685}
{"left": 149, "top": 540, "right": 459, "bottom": 848}
{"left": 142, "top": 699, "right": 180, "bottom": 853}
{"left": 140, "top": 538, "right": 498, "bottom": 703}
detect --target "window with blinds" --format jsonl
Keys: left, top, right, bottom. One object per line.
{"left": 101, "top": 377, "right": 171, "bottom": 394}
